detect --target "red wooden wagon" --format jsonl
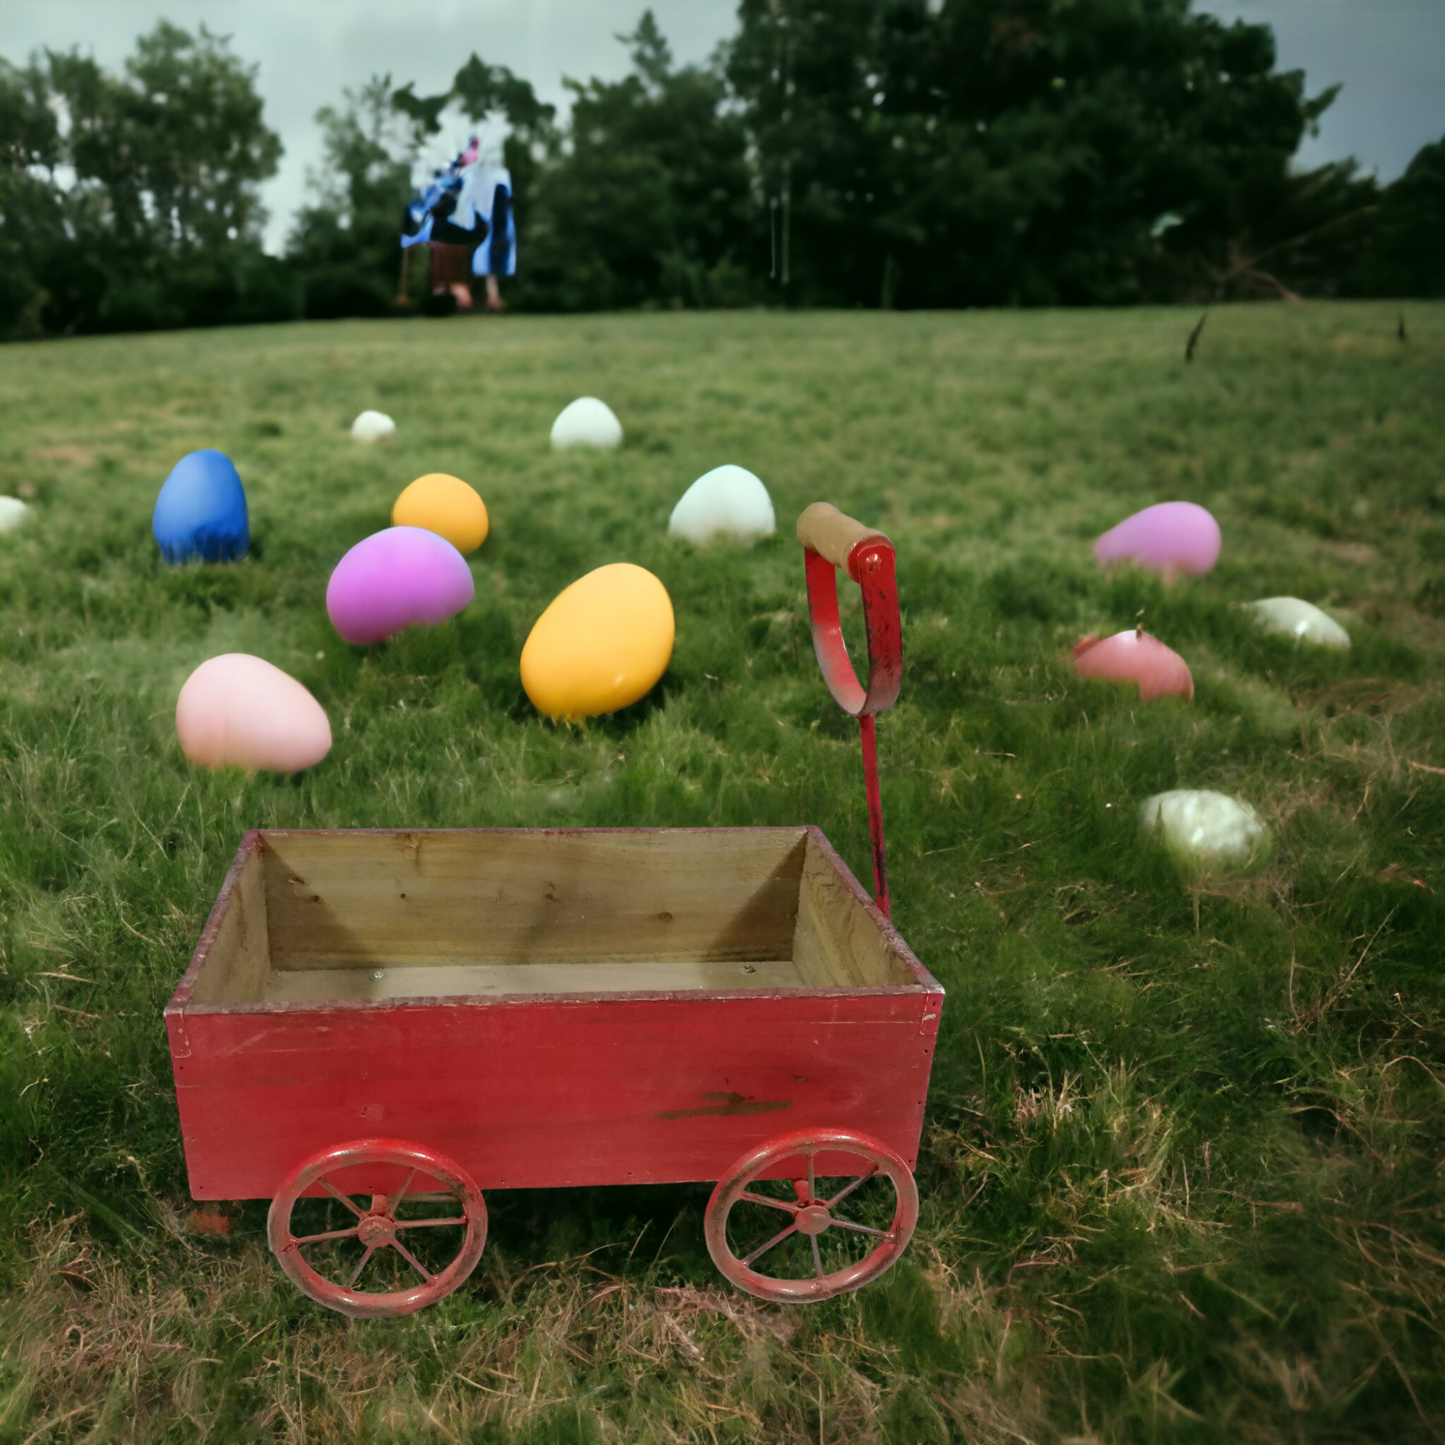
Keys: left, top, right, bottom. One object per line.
{"left": 165, "top": 506, "right": 944, "bottom": 1318}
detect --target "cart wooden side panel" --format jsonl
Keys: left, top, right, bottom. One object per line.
{"left": 169, "top": 989, "right": 942, "bottom": 1199}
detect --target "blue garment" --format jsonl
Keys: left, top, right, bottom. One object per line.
{"left": 468, "top": 174, "right": 515, "bottom": 277}
{"left": 400, "top": 157, "right": 515, "bottom": 275}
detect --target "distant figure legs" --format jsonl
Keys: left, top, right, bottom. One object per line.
{"left": 429, "top": 242, "right": 476, "bottom": 310}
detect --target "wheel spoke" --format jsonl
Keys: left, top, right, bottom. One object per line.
{"left": 808, "top": 1151, "right": 816, "bottom": 1206}
{"left": 811, "top": 1235, "right": 824, "bottom": 1279}
{"left": 741, "top": 1223, "right": 797, "bottom": 1267}
{"left": 319, "top": 1179, "right": 366, "bottom": 1217}
{"left": 823, "top": 1166, "right": 879, "bottom": 1210}
{"left": 830, "top": 1219, "right": 887, "bottom": 1238}
{"left": 738, "top": 1191, "right": 799, "bottom": 1215}
{"left": 390, "top": 1238, "right": 434, "bottom": 1281}
{"left": 394, "top": 1167, "right": 418, "bottom": 1203}
{"left": 293, "top": 1226, "right": 361, "bottom": 1246}
{"left": 346, "top": 1246, "right": 378, "bottom": 1287}
{"left": 394, "top": 1216, "right": 466, "bottom": 1230}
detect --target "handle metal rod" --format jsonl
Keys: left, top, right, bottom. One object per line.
{"left": 798, "top": 504, "right": 901, "bottom": 919}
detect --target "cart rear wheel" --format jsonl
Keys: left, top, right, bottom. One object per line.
{"left": 705, "top": 1127, "right": 918, "bottom": 1303}
{"left": 267, "top": 1138, "right": 486, "bottom": 1319}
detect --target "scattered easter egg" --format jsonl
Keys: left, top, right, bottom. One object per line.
{"left": 1244, "top": 597, "right": 1350, "bottom": 650}
{"left": 1140, "top": 789, "right": 1270, "bottom": 871}
{"left": 0, "top": 497, "right": 29, "bottom": 534}
{"left": 668, "top": 465, "right": 776, "bottom": 546}
{"left": 152, "top": 450, "right": 249, "bottom": 565}
{"left": 176, "top": 654, "right": 331, "bottom": 772}
{"left": 392, "top": 473, "right": 489, "bottom": 554}
{"left": 1072, "top": 629, "right": 1194, "bottom": 701}
{"left": 1094, "top": 501, "right": 1220, "bottom": 577}
{"left": 521, "top": 563, "right": 674, "bottom": 720}
{"left": 351, "top": 410, "right": 397, "bottom": 443}
{"left": 327, "top": 527, "right": 474, "bottom": 645}
{"left": 550, "top": 397, "right": 622, "bottom": 450}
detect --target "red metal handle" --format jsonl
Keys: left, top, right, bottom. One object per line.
{"left": 798, "top": 504, "right": 901, "bottom": 918}
{"left": 797, "top": 503, "right": 901, "bottom": 717}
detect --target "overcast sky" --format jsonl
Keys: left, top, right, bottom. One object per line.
{"left": 3, "top": 0, "right": 1442, "bottom": 255}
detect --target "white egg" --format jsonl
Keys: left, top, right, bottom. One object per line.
{"left": 350, "top": 410, "right": 397, "bottom": 443}
{"left": 668, "top": 465, "right": 776, "bottom": 546}
{"left": 1244, "top": 597, "right": 1350, "bottom": 650}
{"left": 550, "top": 397, "right": 622, "bottom": 450}
{"left": 1140, "top": 789, "right": 1271, "bottom": 870}
{"left": 0, "top": 497, "right": 29, "bottom": 534}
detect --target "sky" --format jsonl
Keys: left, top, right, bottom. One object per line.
{"left": 3, "top": 0, "right": 1442, "bottom": 255}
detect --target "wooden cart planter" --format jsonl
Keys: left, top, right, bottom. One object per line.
{"left": 164, "top": 507, "right": 944, "bottom": 1318}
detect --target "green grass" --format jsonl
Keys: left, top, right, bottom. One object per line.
{"left": 1, "top": 302, "right": 1444, "bottom": 1443}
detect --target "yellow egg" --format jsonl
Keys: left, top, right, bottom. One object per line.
{"left": 521, "top": 564, "right": 675, "bottom": 720}
{"left": 391, "top": 473, "right": 489, "bottom": 554}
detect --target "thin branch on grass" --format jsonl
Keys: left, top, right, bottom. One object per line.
{"left": 1184, "top": 312, "right": 1207, "bottom": 362}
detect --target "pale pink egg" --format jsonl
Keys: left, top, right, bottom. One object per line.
{"left": 1071, "top": 629, "right": 1194, "bottom": 701}
{"left": 176, "top": 654, "right": 332, "bottom": 771}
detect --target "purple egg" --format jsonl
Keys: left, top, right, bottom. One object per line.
{"left": 1094, "top": 502, "right": 1220, "bottom": 577}
{"left": 326, "top": 527, "right": 474, "bottom": 644}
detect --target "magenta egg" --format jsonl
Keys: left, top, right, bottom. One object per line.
{"left": 1094, "top": 502, "right": 1220, "bottom": 577}
{"left": 1072, "top": 629, "right": 1194, "bottom": 701}
{"left": 326, "top": 526, "right": 474, "bottom": 645}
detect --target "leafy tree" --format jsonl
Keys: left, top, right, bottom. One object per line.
{"left": 517, "top": 12, "right": 759, "bottom": 311}
{"left": 726, "top": 0, "right": 1363, "bottom": 306}
{"left": 1364, "top": 135, "right": 1445, "bottom": 298}
{"left": 47, "top": 21, "right": 280, "bottom": 255}
{"left": 288, "top": 75, "right": 417, "bottom": 317}
{"left": 5, "top": 21, "right": 289, "bottom": 334}
{"left": 0, "top": 57, "right": 65, "bottom": 334}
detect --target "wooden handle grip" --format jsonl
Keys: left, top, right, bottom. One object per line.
{"left": 796, "top": 503, "right": 890, "bottom": 568}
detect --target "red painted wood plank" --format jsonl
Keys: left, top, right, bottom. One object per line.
{"left": 171, "top": 992, "right": 942, "bottom": 1198}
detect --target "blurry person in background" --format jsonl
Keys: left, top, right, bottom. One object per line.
{"left": 400, "top": 136, "right": 515, "bottom": 311}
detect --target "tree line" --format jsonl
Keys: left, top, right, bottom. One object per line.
{"left": 1, "top": 1, "right": 1441, "bottom": 338}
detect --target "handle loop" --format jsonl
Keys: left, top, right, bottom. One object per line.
{"left": 797, "top": 504, "right": 901, "bottom": 717}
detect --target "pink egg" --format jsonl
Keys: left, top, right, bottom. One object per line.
{"left": 1094, "top": 502, "right": 1220, "bottom": 577}
{"left": 1071, "top": 629, "right": 1194, "bottom": 701}
{"left": 326, "top": 526, "right": 474, "bottom": 645}
{"left": 176, "top": 654, "right": 332, "bottom": 771}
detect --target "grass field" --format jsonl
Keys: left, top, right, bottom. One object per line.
{"left": 1, "top": 302, "right": 1444, "bottom": 1443}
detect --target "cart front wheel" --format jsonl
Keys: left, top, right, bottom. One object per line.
{"left": 267, "top": 1138, "right": 486, "bottom": 1319}
{"left": 705, "top": 1127, "right": 918, "bottom": 1303}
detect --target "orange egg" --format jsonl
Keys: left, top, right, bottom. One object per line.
{"left": 391, "top": 473, "right": 489, "bottom": 554}
{"left": 521, "top": 564, "right": 674, "bottom": 721}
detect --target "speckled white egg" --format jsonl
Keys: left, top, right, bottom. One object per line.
{"left": 1244, "top": 597, "right": 1350, "bottom": 650}
{"left": 1140, "top": 789, "right": 1271, "bottom": 871}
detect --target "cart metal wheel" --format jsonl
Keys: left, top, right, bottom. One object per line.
{"left": 705, "top": 1127, "right": 918, "bottom": 1303}
{"left": 267, "top": 1138, "right": 486, "bottom": 1319}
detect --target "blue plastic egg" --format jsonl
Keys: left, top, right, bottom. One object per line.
{"left": 153, "top": 450, "right": 250, "bottom": 564}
